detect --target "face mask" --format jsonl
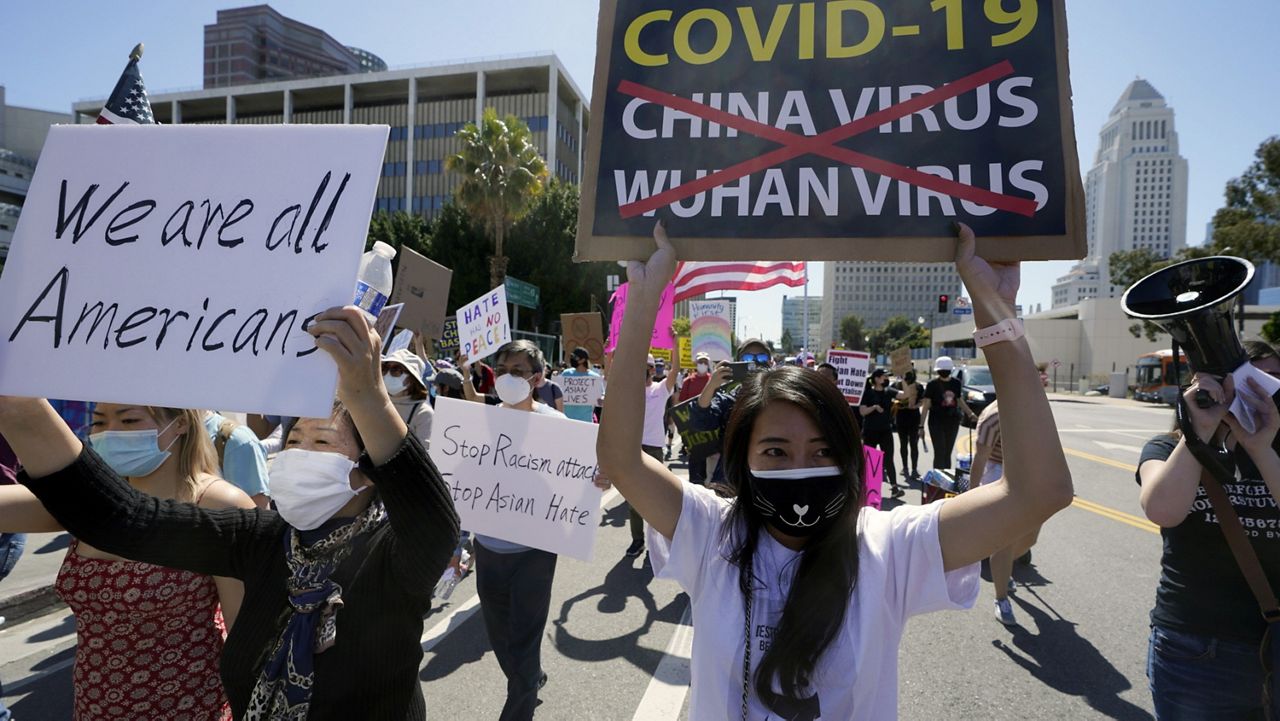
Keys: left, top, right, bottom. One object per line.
{"left": 697, "top": 362, "right": 710, "bottom": 373}
{"left": 269, "top": 448, "right": 364, "bottom": 531}
{"left": 384, "top": 373, "right": 408, "bottom": 395}
{"left": 749, "top": 465, "right": 847, "bottom": 538}
{"left": 938, "top": 371, "right": 952, "bottom": 378}
{"left": 495, "top": 372, "right": 533, "bottom": 405}
{"left": 90, "top": 419, "right": 180, "bottom": 478}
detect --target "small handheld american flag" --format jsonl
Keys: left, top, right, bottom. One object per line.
{"left": 97, "top": 43, "right": 155, "bottom": 125}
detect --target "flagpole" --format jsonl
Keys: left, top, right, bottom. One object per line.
{"left": 802, "top": 262, "right": 809, "bottom": 357}
{"left": 131, "top": 43, "right": 144, "bottom": 62}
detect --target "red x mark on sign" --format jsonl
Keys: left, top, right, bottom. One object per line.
{"left": 616, "top": 60, "right": 1039, "bottom": 220}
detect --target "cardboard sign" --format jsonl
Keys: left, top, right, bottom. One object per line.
{"left": 576, "top": 0, "right": 1084, "bottom": 263}
{"left": 690, "top": 300, "right": 733, "bottom": 361}
{"left": 890, "top": 346, "right": 913, "bottom": 377}
{"left": 374, "top": 303, "right": 404, "bottom": 354}
{"left": 678, "top": 335, "right": 693, "bottom": 368}
{"left": 605, "top": 281, "right": 676, "bottom": 353}
{"left": 561, "top": 312, "right": 605, "bottom": 364}
{"left": 429, "top": 397, "right": 603, "bottom": 561}
{"left": 0, "top": 125, "right": 386, "bottom": 418}
{"left": 557, "top": 373, "right": 604, "bottom": 407}
{"left": 440, "top": 317, "right": 460, "bottom": 354}
{"left": 456, "top": 285, "right": 511, "bottom": 364}
{"left": 389, "top": 247, "right": 453, "bottom": 339}
{"left": 826, "top": 350, "right": 872, "bottom": 404}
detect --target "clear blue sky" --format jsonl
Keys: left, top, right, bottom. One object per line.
{"left": 3, "top": 1, "right": 1277, "bottom": 342}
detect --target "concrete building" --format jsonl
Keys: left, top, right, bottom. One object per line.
{"left": 0, "top": 86, "right": 72, "bottom": 259}
{"left": 820, "top": 261, "right": 962, "bottom": 347}
{"left": 781, "top": 294, "right": 823, "bottom": 350}
{"left": 203, "top": 5, "right": 386, "bottom": 88}
{"left": 1052, "top": 79, "right": 1189, "bottom": 307}
{"left": 73, "top": 54, "right": 589, "bottom": 221}
{"left": 932, "top": 299, "right": 1276, "bottom": 390}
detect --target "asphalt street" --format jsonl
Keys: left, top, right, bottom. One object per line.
{"left": 0, "top": 396, "right": 1174, "bottom": 720}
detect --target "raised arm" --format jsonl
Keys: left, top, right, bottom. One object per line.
{"left": 936, "top": 225, "right": 1073, "bottom": 571}
{"left": 597, "top": 222, "right": 685, "bottom": 540}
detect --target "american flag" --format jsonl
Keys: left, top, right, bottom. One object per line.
{"left": 672, "top": 261, "right": 807, "bottom": 303}
{"left": 97, "top": 45, "right": 155, "bottom": 125}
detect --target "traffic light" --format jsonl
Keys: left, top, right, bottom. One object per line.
{"left": 937, "top": 294, "right": 949, "bottom": 313}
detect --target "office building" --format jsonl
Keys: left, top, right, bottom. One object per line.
{"left": 781, "top": 294, "right": 823, "bottom": 350}
{"left": 73, "top": 54, "right": 589, "bottom": 220}
{"left": 204, "top": 5, "right": 386, "bottom": 88}
{"left": 820, "top": 261, "right": 962, "bottom": 346}
{"left": 1052, "top": 79, "right": 1189, "bottom": 307}
{"left": 0, "top": 86, "right": 72, "bottom": 259}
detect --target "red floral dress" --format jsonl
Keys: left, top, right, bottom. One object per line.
{"left": 56, "top": 539, "right": 232, "bottom": 720}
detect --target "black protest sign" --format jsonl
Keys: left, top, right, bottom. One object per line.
{"left": 577, "top": 0, "right": 1084, "bottom": 263}
{"left": 440, "top": 317, "right": 460, "bottom": 354}
{"left": 389, "top": 247, "right": 453, "bottom": 340}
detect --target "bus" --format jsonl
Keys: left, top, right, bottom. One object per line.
{"left": 1133, "top": 349, "right": 1189, "bottom": 405}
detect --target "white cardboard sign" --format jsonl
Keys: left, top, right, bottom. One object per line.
{"left": 555, "top": 373, "right": 603, "bottom": 407}
{"left": 0, "top": 125, "right": 387, "bottom": 418}
{"left": 456, "top": 284, "right": 511, "bottom": 364}
{"left": 429, "top": 397, "right": 602, "bottom": 561}
{"left": 826, "top": 350, "right": 872, "bottom": 405}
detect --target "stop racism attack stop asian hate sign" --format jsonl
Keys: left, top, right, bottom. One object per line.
{"left": 576, "top": 0, "right": 1085, "bottom": 263}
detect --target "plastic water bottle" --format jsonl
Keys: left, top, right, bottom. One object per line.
{"left": 353, "top": 241, "right": 396, "bottom": 319}
{"left": 435, "top": 568, "right": 461, "bottom": 600}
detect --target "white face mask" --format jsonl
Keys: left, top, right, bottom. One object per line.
{"left": 384, "top": 373, "right": 408, "bottom": 395}
{"left": 269, "top": 448, "right": 364, "bottom": 531}
{"left": 697, "top": 362, "right": 710, "bottom": 374}
{"left": 495, "top": 373, "right": 533, "bottom": 405}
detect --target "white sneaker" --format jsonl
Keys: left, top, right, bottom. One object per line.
{"left": 994, "top": 598, "right": 1016, "bottom": 626}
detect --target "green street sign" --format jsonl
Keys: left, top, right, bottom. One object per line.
{"left": 505, "top": 276, "right": 540, "bottom": 309}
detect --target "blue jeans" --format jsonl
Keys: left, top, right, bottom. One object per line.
{"left": 0, "top": 532, "right": 22, "bottom": 721}
{"left": 1148, "top": 624, "right": 1277, "bottom": 720}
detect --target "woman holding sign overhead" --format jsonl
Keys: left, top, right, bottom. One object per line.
{"left": 0, "top": 305, "right": 460, "bottom": 720}
{"left": 597, "top": 222, "right": 1072, "bottom": 719}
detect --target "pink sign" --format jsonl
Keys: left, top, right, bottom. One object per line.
{"left": 605, "top": 282, "right": 675, "bottom": 353}
{"left": 863, "top": 446, "right": 885, "bottom": 510}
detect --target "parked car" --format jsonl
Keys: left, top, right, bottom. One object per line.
{"left": 958, "top": 365, "right": 996, "bottom": 424}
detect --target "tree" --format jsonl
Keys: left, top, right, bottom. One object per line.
{"left": 446, "top": 108, "right": 548, "bottom": 288}
{"left": 839, "top": 314, "right": 866, "bottom": 350}
{"left": 1209, "top": 136, "right": 1280, "bottom": 264}
{"left": 780, "top": 328, "right": 796, "bottom": 354}
{"left": 671, "top": 317, "right": 691, "bottom": 337}
{"left": 1110, "top": 245, "right": 1214, "bottom": 340}
{"left": 1263, "top": 311, "right": 1280, "bottom": 346}
{"left": 868, "top": 315, "right": 930, "bottom": 356}
{"left": 366, "top": 211, "right": 431, "bottom": 256}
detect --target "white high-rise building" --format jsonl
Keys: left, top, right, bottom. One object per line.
{"left": 820, "top": 262, "right": 962, "bottom": 347}
{"left": 1052, "top": 79, "right": 1189, "bottom": 308}
{"left": 782, "top": 295, "right": 824, "bottom": 350}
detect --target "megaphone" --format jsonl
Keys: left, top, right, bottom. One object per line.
{"left": 1120, "top": 256, "right": 1254, "bottom": 377}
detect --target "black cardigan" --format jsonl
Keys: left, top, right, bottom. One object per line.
{"left": 21, "top": 433, "right": 460, "bottom": 720}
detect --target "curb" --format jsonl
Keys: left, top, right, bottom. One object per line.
{"left": 0, "top": 585, "right": 64, "bottom": 626}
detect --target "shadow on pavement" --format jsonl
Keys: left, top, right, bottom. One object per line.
{"left": 993, "top": 590, "right": 1153, "bottom": 721}
{"left": 599, "top": 502, "right": 629, "bottom": 529}
{"left": 550, "top": 556, "right": 686, "bottom": 673}
{"left": 34, "top": 535, "right": 70, "bottom": 555}
{"left": 27, "top": 614, "right": 75, "bottom": 643}
{"left": 419, "top": 607, "right": 489, "bottom": 682}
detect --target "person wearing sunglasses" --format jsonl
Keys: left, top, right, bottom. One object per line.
{"left": 738, "top": 341, "right": 774, "bottom": 369}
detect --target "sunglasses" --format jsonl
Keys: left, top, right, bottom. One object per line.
{"left": 739, "top": 352, "right": 770, "bottom": 364}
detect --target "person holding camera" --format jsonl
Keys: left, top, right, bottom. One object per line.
{"left": 1137, "top": 339, "right": 1280, "bottom": 718}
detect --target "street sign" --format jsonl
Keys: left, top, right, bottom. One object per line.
{"left": 953, "top": 308, "right": 973, "bottom": 316}
{"left": 504, "top": 276, "right": 540, "bottom": 309}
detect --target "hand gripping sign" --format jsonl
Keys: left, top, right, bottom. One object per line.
{"left": 577, "top": 0, "right": 1085, "bottom": 263}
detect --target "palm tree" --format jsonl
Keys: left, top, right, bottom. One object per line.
{"left": 446, "top": 108, "right": 549, "bottom": 289}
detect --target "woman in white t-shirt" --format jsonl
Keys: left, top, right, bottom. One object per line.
{"left": 596, "top": 221, "right": 1073, "bottom": 720}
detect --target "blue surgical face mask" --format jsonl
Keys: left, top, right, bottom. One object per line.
{"left": 90, "top": 418, "right": 180, "bottom": 478}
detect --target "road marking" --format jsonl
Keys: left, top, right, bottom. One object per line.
{"left": 1062, "top": 446, "right": 1139, "bottom": 473}
{"left": 1093, "top": 440, "right": 1145, "bottom": 454}
{"left": 632, "top": 606, "right": 694, "bottom": 721}
{"left": 1072, "top": 497, "right": 1159, "bottom": 535}
{"left": 1058, "top": 428, "right": 1162, "bottom": 434}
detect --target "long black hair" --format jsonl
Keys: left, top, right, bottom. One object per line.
{"left": 719, "top": 365, "right": 865, "bottom": 712}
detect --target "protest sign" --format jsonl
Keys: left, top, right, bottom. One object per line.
{"left": 456, "top": 285, "right": 511, "bottom": 364}
{"left": 0, "top": 125, "right": 386, "bottom": 418}
{"left": 605, "top": 281, "right": 676, "bottom": 353}
{"left": 669, "top": 394, "right": 726, "bottom": 458}
{"left": 649, "top": 347, "right": 673, "bottom": 367}
{"left": 690, "top": 300, "right": 732, "bottom": 361}
{"left": 388, "top": 247, "right": 452, "bottom": 340}
{"left": 440, "top": 317, "right": 460, "bottom": 354}
{"left": 561, "top": 312, "right": 605, "bottom": 363}
{"left": 863, "top": 446, "right": 885, "bottom": 510}
{"left": 890, "top": 346, "right": 913, "bottom": 377}
{"left": 558, "top": 374, "right": 604, "bottom": 407}
{"left": 430, "top": 397, "right": 603, "bottom": 561}
{"left": 678, "top": 335, "right": 693, "bottom": 368}
{"left": 826, "top": 350, "right": 872, "bottom": 404}
{"left": 374, "top": 304, "right": 404, "bottom": 354}
{"left": 576, "top": 0, "right": 1084, "bottom": 263}
{"left": 386, "top": 328, "right": 414, "bottom": 356}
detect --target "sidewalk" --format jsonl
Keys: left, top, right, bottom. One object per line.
{"left": 1046, "top": 391, "right": 1168, "bottom": 410}
{"left": 0, "top": 532, "right": 69, "bottom": 625}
